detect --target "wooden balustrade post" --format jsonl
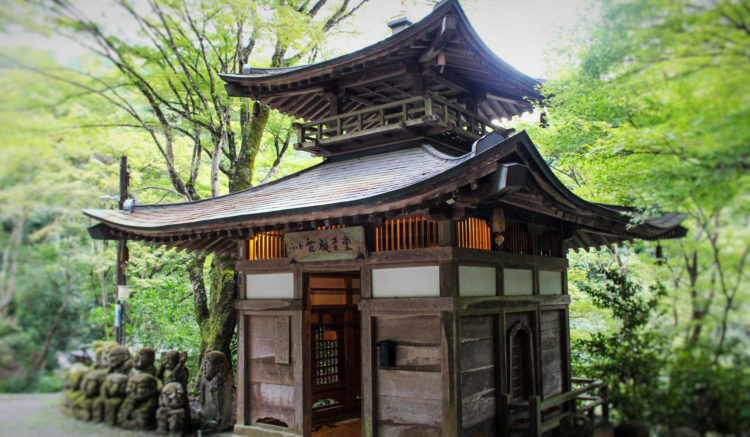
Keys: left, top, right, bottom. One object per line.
{"left": 424, "top": 94, "right": 433, "bottom": 117}
{"left": 529, "top": 396, "right": 542, "bottom": 437}
{"left": 601, "top": 384, "right": 609, "bottom": 424}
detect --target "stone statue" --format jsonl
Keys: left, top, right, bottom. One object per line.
{"left": 73, "top": 369, "right": 108, "bottom": 421}
{"left": 107, "top": 345, "right": 134, "bottom": 375}
{"left": 157, "top": 351, "right": 189, "bottom": 387}
{"left": 197, "top": 351, "right": 233, "bottom": 432}
{"left": 91, "top": 372, "right": 128, "bottom": 426}
{"left": 92, "top": 341, "right": 118, "bottom": 370}
{"left": 130, "top": 347, "right": 157, "bottom": 377}
{"left": 560, "top": 414, "right": 594, "bottom": 437}
{"left": 61, "top": 363, "right": 90, "bottom": 416}
{"left": 156, "top": 382, "right": 191, "bottom": 435}
{"left": 117, "top": 373, "right": 159, "bottom": 430}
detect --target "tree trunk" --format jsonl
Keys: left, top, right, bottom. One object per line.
{"left": 190, "top": 254, "right": 238, "bottom": 368}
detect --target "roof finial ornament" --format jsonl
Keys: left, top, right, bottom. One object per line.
{"left": 388, "top": 0, "right": 413, "bottom": 34}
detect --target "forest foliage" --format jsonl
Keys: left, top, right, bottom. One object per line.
{"left": 0, "top": 0, "right": 748, "bottom": 433}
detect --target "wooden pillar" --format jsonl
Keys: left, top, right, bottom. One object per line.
{"left": 441, "top": 311, "right": 459, "bottom": 436}
{"left": 236, "top": 312, "right": 247, "bottom": 425}
{"left": 438, "top": 220, "right": 457, "bottom": 247}
{"left": 360, "top": 309, "right": 375, "bottom": 437}
{"left": 115, "top": 155, "right": 129, "bottom": 345}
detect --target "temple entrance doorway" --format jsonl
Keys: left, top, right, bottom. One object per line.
{"left": 306, "top": 272, "right": 362, "bottom": 435}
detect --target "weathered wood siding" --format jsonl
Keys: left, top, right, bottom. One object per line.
{"left": 460, "top": 315, "right": 497, "bottom": 437}
{"left": 246, "top": 315, "right": 296, "bottom": 429}
{"left": 374, "top": 315, "right": 442, "bottom": 436}
{"left": 540, "top": 310, "right": 564, "bottom": 399}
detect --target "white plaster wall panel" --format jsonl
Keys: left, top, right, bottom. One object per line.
{"left": 539, "top": 270, "right": 563, "bottom": 295}
{"left": 503, "top": 268, "right": 533, "bottom": 295}
{"left": 246, "top": 273, "right": 294, "bottom": 299}
{"left": 372, "top": 266, "right": 440, "bottom": 298}
{"left": 458, "top": 265, "right": 496, "bottom": 297}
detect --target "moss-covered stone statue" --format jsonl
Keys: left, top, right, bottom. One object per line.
{"left": 156, "top": 351, "right": 189, "bottom": 387}
{"left": 91, "top": 372, "right": 128, "bottom": 425}
{"left": 117, "top": 373, "right": 159, "bottom": 430}
{"left": 61, "top": 363, "right": 90, "bottom": 416}
{"left": 156, "top": 382, "right": 191, "bottom": 435}
{"left": 92, "top": 341, "right": 118, "bottom": 370}
{"left": 197, "top": 351, "right": 233, "bottom": 432}
{"left": 107, "top": 345, "right": 134, "bottom": 375}
{"left": 130, "top": 347, "right": 157, "bottom": 377}
{"left": 73, "top": 369, "right": 108, "bottom": 421}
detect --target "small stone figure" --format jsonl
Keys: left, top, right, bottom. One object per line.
{"left": 92, "top": 341, "right": 118, "bottom": 370}
{"left": 130, "top": 347, "right": 157, "bottom": 377}
{"left": 156, "top": 382, "right": 191, "bottom": 435}
{"left": 61, "top": 363, "right": 89, "bottom": 416}
{"left": 157, "top": 351, "right": 189, "bottom": 387}
{"left": 107, "top": 345, "right": 134, "bottom": 375}
{"left": 197, "top": 351, "right": 233, "bottom": 432}
{"left": 117, "top": 373, "right": 159, "bottom": 430}
{"left": 91, "top": 372, "right": 128, "bottom": 425}
{"left": 73, "top": 369, "right": 108, "bottom": 421}
{"left": 560, "top": 414, "right": 594, "bottom": 437}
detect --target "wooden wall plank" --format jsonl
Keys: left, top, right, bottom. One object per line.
{"left": 375, "top": 315, "right": 441, "bottom": 344}
{"left": 249, "top": 357, "right": 294, "bottom": 386}
{"left": 376, "top": 395, "right": 442, "bottom": 425}
{"left": 376, "top": 369, "right": 441, "bottom": 400}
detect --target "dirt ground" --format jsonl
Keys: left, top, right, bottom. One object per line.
{"left": 0, "top": 393, "right": 233, "bottom": 437}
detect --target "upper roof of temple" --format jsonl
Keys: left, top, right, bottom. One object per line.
{"left": 219, "top": 0, "right": 542, "bottom": 123}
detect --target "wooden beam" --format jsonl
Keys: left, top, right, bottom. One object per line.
{"left": 419, "top": 15, "right": 459, "bottom": 63}
{"left": 339, "top": 62, "right": 407, "bottom": 90}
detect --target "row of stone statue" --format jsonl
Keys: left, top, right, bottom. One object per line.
{"left": 62, "top": 343, "right": 233, "bottom": 435}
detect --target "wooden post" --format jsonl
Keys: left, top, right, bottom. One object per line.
{"left": 437, "top": 221, "right": 457, "bottom": 247}
{"left": 529, "top": 395, "right": 542, "bottom": 437}
{"left": 115, "top": 156, "right": 129, "bottom": 344}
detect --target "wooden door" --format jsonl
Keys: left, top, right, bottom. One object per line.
{"left": 307, "top": 273, "right": 361, "bottom": 426}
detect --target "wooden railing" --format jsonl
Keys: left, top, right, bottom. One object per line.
{"left": 504, "top": 378, "right": 609, "bottom": 436}
{"left": 295, "top": 94, "right": 495, "bottom": 144}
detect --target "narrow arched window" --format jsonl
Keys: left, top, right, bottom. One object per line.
{"left": 508, "top": 321, "right": 535, "bottom": 402}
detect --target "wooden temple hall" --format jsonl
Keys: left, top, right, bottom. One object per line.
{"left": 84, "top": 1, "right": 687, "bottom": 436}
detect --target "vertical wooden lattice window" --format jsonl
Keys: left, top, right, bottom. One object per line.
{"left": 457, "top": 217, "right": 492, "bottom": 250}
{"left": 502, "top": 223, "right": 530, "bottom": 255}
{"left": 508, "top": 321, "right": 535, "bottom": 402}
{"left": 247, "top": 231, "right": 286, "bottom": 260}
{"left": 373, "top": 216, "right": 439, "bottom": 251}
{"left": 311, "top": 312, "right": 345, "bottom": 387}
{"left": 537, "top": 230, "right": 562, "bottom": 257}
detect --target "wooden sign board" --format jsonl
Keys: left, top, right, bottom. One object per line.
{"left": 285, "top": 226, "right": 367, "bottom": 262}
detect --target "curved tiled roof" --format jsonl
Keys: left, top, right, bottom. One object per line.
{"left": 84, "top": 131, "right": 686, "bottom": 254}
{"left": 84, "top": 145, "right": 472, "bottom": 232}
